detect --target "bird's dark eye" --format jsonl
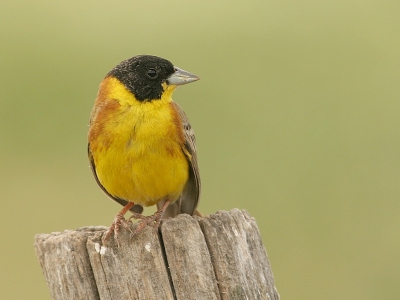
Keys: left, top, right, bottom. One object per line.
{"left": 147, "top": 68, "right": 157, "bottom": 78}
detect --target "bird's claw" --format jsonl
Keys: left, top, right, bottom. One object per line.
{"left": 102, "top": 212, "right": 133, "bottom": 246}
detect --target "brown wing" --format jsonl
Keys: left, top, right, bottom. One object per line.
{"left": 157, "top": 102, "right": 201, "bottom": 217}
{"left": 88, "top": 144, "right": 144, "bottom": 214}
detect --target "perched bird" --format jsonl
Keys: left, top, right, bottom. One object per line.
{"left": 88, "top": 55, "right": 201, "bottom": 240}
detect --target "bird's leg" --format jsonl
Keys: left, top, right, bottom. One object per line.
{"left": 102, "top": 202, "right": 141, "bottom": 245}
{"left": 153, "top": 199, "right": 172, "bottom": 227}
{"left": 130, "top": 199, "right": 172, "bottom": 235}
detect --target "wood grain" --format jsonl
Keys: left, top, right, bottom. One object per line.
{"left": 198, "top": 209, "right": 280, "bottom": 300}
{"left": 34, "top": 209, "right": 280, "bottom": 300}
{"left": 161, "top": 214, "right": 220, "bottom": 300}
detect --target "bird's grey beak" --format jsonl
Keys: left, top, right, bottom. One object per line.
{"left": 167, "top": 67, "right": 199, "bottom": 86}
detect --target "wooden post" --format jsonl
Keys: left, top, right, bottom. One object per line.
{"left": 34, "top": 209, "right": 280, "bottom": 300}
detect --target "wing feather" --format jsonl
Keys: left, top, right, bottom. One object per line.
{"left": 158, "top": 102, "right": 201, "bottom": 217}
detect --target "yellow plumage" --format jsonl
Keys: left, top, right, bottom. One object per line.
{"left": 88, "top": 55, "right": 200, "bottom": 240}
{"left": 89, "top": 77, "right": 189, "bottom": 207}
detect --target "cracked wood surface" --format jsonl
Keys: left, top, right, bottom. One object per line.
{"left": 34, "top": 209, "right": 280, "bottom": 300}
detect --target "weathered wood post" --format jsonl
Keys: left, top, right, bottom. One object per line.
{"left": 34, "top": 209, "right": 280, "bottom": 300}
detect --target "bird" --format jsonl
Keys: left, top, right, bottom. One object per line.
{"left": 87, "top": 55, "right": 201, "bottom": 241}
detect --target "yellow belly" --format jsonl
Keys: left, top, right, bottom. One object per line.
{"left": 89, "top": 81, "right": 189, "bottom": 207}
{"left": 95, "top": 141, "right": 189, "bottom": 206}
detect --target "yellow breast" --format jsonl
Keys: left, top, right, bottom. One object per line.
{"left": 88, "top": 77, "right": 189, "bottom": 206}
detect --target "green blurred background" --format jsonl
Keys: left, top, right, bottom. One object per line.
{"left": 1, "top": 1, "right": 399, "bottom": 299}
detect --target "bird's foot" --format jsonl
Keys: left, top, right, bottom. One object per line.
{"left": 130, "top": 210, "right": 163, "bottom": 235}
{"left": 102, "top": 212, "right": 133, "bottom": 246}
{"left": 129, "top": 200, "right": 171, "bottom": 235}
{"left": 102, "top": 202, "right": 145, "bottom": 246}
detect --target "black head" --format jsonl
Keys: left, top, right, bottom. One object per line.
{"left": 107, "top": 55, "right": 175, "bottom": 102}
